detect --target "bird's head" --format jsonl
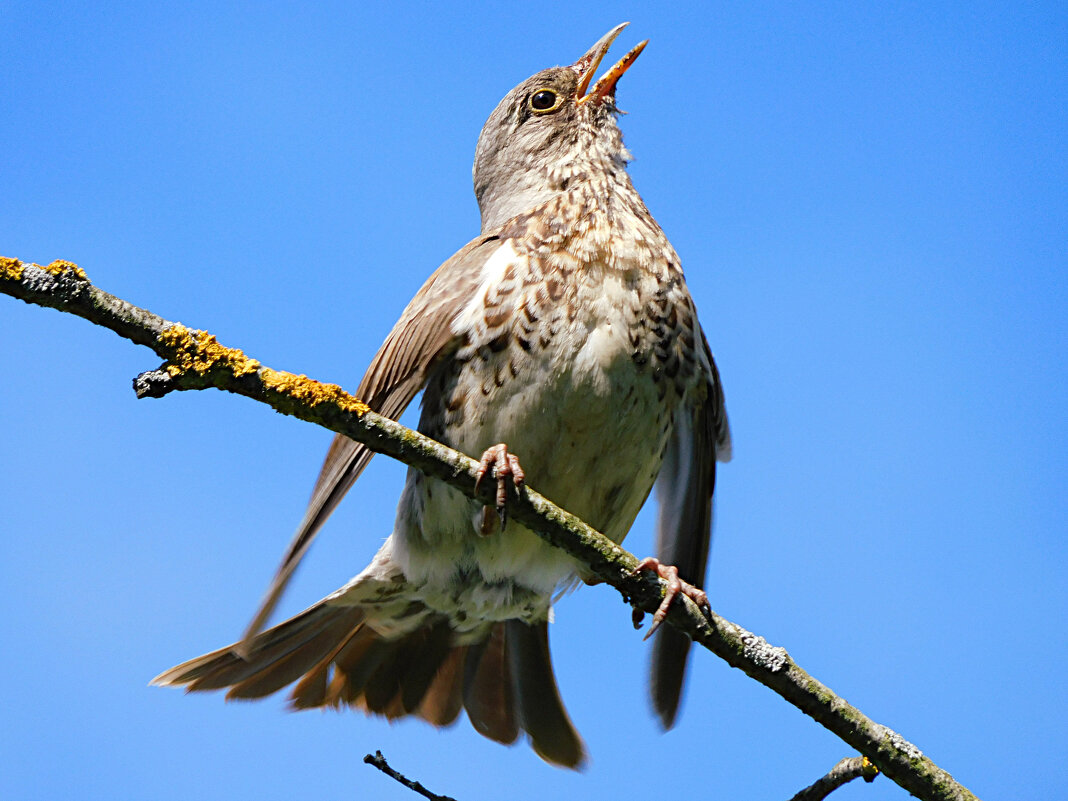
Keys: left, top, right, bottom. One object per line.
{"left": 473, "top": 23, "right": 648, "bottom": 231}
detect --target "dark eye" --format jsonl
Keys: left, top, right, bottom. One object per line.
{"left": 529, "top": 89, "right": 560, "bottom": 113}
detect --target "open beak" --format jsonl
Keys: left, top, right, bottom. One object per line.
{"left": 572, "top": 22, "right": 648, "bottom": 105}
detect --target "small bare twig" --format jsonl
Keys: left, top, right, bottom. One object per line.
{"left": 363, "top": 751, "right": 458, "bottom": 801}
{"left": 789, "top": 756, "right": 880, "bottom": 801}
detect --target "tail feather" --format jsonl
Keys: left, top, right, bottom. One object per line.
{"left": 397, "top": 621, "right": 454, "bottom": 714}
{"left": 154, "top": 599, "right": 586, "bottom": 768}
{"left": 361, "top": 642, "right": 407, "bottom": 714}
{"left": 650, "top": 626, "right": 691, "bottom": 729}
{"left": 151, "top": 604, "right": 360, "bottom": 692}
{"left": 226, "top": 612, "right": 363, "bottom": 700}
{"left": 417, "top": 647, "right": 465, "bottom": 725}
{"left": 507, "top": 620, "right": 587, "bottom": 769}
{"left": 327, "top": 628, "right": 395, "bottom": 705}
{"left": 463, "top": 623, "right": 518, "bottom": 745}
{"left": 290, "top": 655, "right": 331, "bottom": 708}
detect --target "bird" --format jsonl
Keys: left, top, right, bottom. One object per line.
{"left": 153, "top": 23, "right": 731, "bottom": 769}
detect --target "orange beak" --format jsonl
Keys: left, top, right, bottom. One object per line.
{"left": 573, "top": 22, "right": 648, "bottom": 105}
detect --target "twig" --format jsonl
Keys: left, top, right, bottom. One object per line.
{"left": 0, "top": 255, "right": 980, "bottom": 801}
{"left": 363, "top": 751, "right": 458, "bottom": 801}
{"left": 788, "top": 756, "right": 879, "bottom": 801}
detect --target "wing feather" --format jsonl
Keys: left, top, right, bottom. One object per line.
{"left": 650, "top": 330, "right": 730, "bottom": 727}
{"left": 238, "top": 232, "right": 506, "bottom": 650}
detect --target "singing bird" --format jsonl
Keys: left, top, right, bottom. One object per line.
{"left": 154, "top": 23, "right": 730, "bottom": 768}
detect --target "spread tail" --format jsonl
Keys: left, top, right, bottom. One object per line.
{"left": 153, "top": 599, "right": 586, "bottom": 768}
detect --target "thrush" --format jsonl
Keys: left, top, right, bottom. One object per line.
{"left": 153, "top": 23, "right": 731, "bottom": 769}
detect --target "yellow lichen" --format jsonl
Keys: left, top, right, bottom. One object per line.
{"left": 156, "top": 324, "right": 368, "bottom": 416}
{"left": 861, "top": 756, "right": 880, "bottom": 780}
{"left": 261, "top": 367, "right": 370, "bottom": 416}
{"left": 158, "top": 324, "right": 262, "bottom": 378}
{"left": 0, "top": 256, "right": 24, "bottom": 281}
{"left": 44, "top": 259, "right": 88, "bottom": 281}
{"left": 0, "top": 256, "right": 89, "bottom": 282}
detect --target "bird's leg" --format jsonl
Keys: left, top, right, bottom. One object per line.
{"left": 633, "top": 557, "right": 710, "bottom": 640}
{"left": 474, "top": 443, "right": 525, "bottom": 532}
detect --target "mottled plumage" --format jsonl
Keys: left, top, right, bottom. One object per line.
{"left": 154, "top": 23, "right": 730, "bottom": 769}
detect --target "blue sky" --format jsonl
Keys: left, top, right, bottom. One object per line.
{"left": 2, "top": 3, "right": 1065, "bottom": 799}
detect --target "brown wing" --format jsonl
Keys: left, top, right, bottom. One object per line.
{"left": 237, "top": 232, "right": 507, "bottom": 651}
{"left": 650, "top": 330, "right": 730, "bottom": 727}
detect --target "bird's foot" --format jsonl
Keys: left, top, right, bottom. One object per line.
{"left": 475, "top": 443, "right": 525, "bottom": 533}
{"left": 633, "top": 557, "right": 709, "bottom": 640}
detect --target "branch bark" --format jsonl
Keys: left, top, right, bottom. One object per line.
{"left": 1, "top": 255, "right": 980, "bottom": 801}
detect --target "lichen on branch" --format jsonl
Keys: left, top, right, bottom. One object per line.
{"left": 158, "top": 324, "right": 262, "bottom": 378}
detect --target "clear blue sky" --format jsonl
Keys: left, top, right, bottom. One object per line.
{"left": 2, "top": 3, "right": 1065, "bottom": 800}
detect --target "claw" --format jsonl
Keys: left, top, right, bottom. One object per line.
{"left": 633, "top": 556, "right": 709, "bottom": 640}
{"left": 474, "top": 443, "right": 525, "bottom": 534}
{"left": 631, "top": 607, "right": 645, "bottom": 630}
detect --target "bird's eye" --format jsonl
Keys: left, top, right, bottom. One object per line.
{"left": 529, "top": 88, "right": 561, "bottom": 113}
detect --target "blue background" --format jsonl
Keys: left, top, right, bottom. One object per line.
{"left": 2, "top": 3, "right": 1065, "bottom": 799}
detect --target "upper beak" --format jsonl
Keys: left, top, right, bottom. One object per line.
{"left": 572, "top": 22, "right": 648, "bottom": 105}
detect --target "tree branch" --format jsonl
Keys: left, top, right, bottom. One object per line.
{"left": 788, "top": 756, "right": 879, "bottom": 801}
{"left": 363, "top": 751, "right": 458, "bottom": 801}
{"left": 0, "top": 255, "right": 979, "bottom": 801}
